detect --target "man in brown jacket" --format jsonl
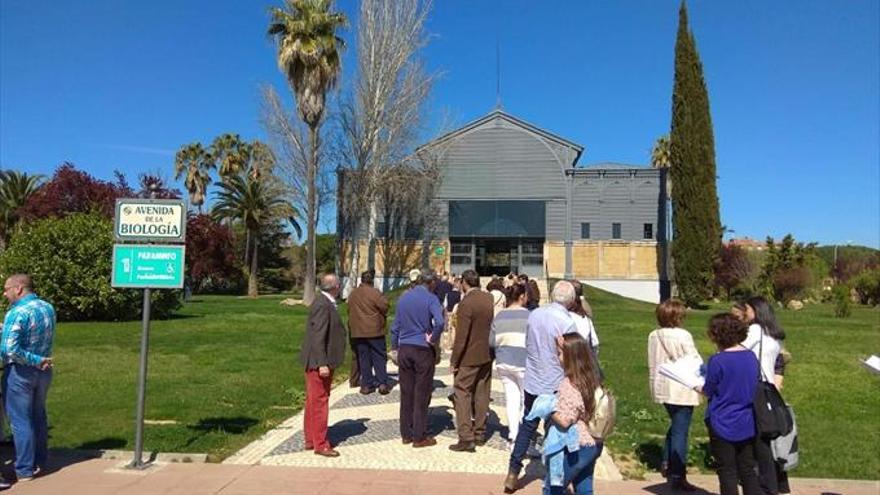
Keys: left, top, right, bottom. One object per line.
{"left": 347, "top": 270, "right": 391, "bottom": 395}
{"left": 449, "top": 269, "right": 495, "bottom": 452}
{"left": 301, "top": 273, "right": 346, "bottom": 457}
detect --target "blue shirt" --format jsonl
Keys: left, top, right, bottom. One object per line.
{"left": 523, "top": 302, "right": 576, "bottom": 395}
{"left": 704, "top": 350, "right": 759, "bottom": 442}
{"left": 391, "top": 285, "right": 444, "bottom": 350}
{"left": 1, "top": 293, "right": 56, "bottom": 367}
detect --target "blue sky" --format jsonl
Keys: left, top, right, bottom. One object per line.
{"left": 1, "top": 0, "right": 877, "bottom": 247}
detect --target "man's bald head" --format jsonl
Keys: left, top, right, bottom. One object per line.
{"left": 6, "top": 274, "right": 32, "bottom": 291}
{"left": 3, "top": 273, "right": 33, "bottom": 304}
{"left": 319, "top": 273, "right": 340, "bottom": 296}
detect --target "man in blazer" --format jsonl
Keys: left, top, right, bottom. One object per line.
{"left": 301, "top": 273, "right": 346, "bottom": 457}
{"left": 449, "top": 269, "right": 495, "bottom": 452}
{"left": 347, "top": 270, "right": 390, "bottom": 395}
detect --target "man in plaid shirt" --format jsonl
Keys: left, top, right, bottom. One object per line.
{"left": 1, "top": 274, "right": 54, "bottom": 486}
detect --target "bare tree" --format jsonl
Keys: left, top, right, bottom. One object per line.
{"left": 336, "top": 0, "right": 438, "bottom": 294}
{"left": 260, "top": 85, "right": 335, "bottom": 289}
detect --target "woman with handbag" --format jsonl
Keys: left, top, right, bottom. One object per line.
{"left": 647, "top": 299, "right": 701, "bottom": 492}
{"left": 702, "top": 313, "right": 762, "bottom": 495}
{"left": 742, "top": 296, "right": 789, "bottom": 495}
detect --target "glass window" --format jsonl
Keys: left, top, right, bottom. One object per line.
{"left": 451, "top": 243, "right": 472, "bottom": 254}
{"left": 451, "top": 255, "right": 471, "bottom": 265}
{"left": 404, "top": 224, "right": 421, "bottom": 239}
{"left": 448, "top": 200, "right": 545, "bottom": 237}
{"left": 643, "top": 223, "right": 653, "bottom": 239}
{"left": 612, "top": 223, "right": 622, "bottom": 239}
{"left": 580, "top": 222, "right": 590, "bottom": 239}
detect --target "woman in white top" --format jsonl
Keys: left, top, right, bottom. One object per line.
{"left": 488, "top": 283, "right": 529, "bottom": 449}
{"left": 742, "top": 296, "right": 788, "bottom": 495}
{"left": 568, "top": 280, "right": 600, "bottom": 351}
{"left": 647, "top": 299, "right": 701, "bottom": 492}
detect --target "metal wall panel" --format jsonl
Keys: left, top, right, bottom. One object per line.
{"left": 570, "top": 170, "right": 662, "bottom": 241}
{"left": 436, "top": 118, "right": 567, "bottom": 200}
{"left": 546, "top": 199, "right": 567, "bottom": 240}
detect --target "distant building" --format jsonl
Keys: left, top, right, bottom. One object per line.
{"left": 338, "top": 110, "right": 669, "bottom": 302}
{"left": 727, "top": 237, "right": 767, "bottom": 251}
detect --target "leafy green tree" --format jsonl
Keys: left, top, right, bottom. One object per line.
{"left": 669, "top": 1, "right": 722, "bottom": 305}
{"left": 174, "top": 143, "right": 214, "bottom": 211}
{"left": 0, "top": 170, "right": 45, "bottom": 248}
{"left": 0, "top": 213, "right": 180, "bottom": 320}
{"left": 212, "top": 171, "right": 293, "bottom": 297}
{"left": 760, "top": 234, "right": 822, "bottom": 302}
{"left": 268, "top": 0, "right": 346, "bottom": 304}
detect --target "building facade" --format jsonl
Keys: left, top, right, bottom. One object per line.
{"left": 339, "top": 110, "right": 669, "bottom": 302}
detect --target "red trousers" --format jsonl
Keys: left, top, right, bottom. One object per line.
{"left": 304, "top": 368, "right": 333, "bottom": 451}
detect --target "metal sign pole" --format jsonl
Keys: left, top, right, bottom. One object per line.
{"left": 129, "top": 286, "right": 152, "bottom": 469}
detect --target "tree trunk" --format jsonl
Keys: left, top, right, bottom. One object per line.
{"left": 303, "top": 126, "right": 319, "bottom": 305}
{"left": 244, "top": 229, "right": 251, "bottom": 265}
{"left": 248, "top": 229, "right": 259, "bottom": 298}
{"left": 346, "top": 217, "right": 362, "bottom": 298}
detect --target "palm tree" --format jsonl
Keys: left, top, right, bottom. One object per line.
{"left": 211, "top": 172, "right": 293, "bottom": 297}
{"left": 651, "top": 134, "right": 672, "bottom": 169}
{"left": 0, "top": 170, "right": 44, "bottom": 248}
{"left": 211, "top": 133, "right": 250, "bottom": 179}
{"left": 268, "top": 0, "right": 346, "bottom": 304}
{"left": 174, "top": 143, "right": 214, "bottom": 212}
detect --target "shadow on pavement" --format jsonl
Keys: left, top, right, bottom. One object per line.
{"left": 328, "top": 418, "right": 368, "bottom": 446}
{"left": 641, "top": 481, "right": 716, "bottom": 495}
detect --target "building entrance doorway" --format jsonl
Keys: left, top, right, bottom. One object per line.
{"left": 450, "top": 237, "right": 544, "bottom": 278}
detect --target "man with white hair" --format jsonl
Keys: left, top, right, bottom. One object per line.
{"left": 503, "top": 280, "right": 577, "bottom": 493}
{"left": 300, "top": 273, "right": 346, "bottom": 457}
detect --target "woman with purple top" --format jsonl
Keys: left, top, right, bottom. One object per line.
{"left": 702, "top": 313, "right": 762, "bottom": 495}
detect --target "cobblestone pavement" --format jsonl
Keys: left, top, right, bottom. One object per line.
{"left": 225, "top": 354, "right": 622, "bottom": 481}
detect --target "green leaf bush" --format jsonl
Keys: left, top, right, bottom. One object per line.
{"left": 851, "top": 268, "right": 880, "bottom": 306}
{"left": 0, "top": 212, "right": 181, "bottom": 321}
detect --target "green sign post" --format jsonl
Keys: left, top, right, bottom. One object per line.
{"left": 112, "top": 196, "right": 185, "bottom": 470}
{"left": 111, "top": 244, "right": 185, "bottom": 289}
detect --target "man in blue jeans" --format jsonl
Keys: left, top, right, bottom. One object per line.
{"left": 503, "top": 281, "right": 577, "bottom": 493}
{"left": 1, "top": 274, "right": 55, "bottom": 487}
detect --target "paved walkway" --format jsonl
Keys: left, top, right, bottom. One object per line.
{"left": 6, "top": 352, "right": 875, "bottom": 494}
{"left": 224, "top": 353, "right": 621, "bottom": 480}
{"left": 4, "top": 459, "right": 878, "bottom": 495}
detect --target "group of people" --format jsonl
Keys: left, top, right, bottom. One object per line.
{"left": 0, "top": 274, "right": 56, "bottom": 489}
{"left": 301, "top": 269, "right": 609, "bottom": 494}
{"left": 301, "top": 269, "right": 795, "bottom": 494}
{"left": 648, "top": 296, "right": 792, "bottom": 495}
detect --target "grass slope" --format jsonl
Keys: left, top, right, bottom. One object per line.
{"left": 44, "top": 289, "right": 879, "bottom": 478}
{"left": 588, "top": 286, "right": 880, "bottom": 480}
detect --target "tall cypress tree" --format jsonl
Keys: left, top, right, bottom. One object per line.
{"left": 669, "top": 1, "right": 722, "bottom": 305}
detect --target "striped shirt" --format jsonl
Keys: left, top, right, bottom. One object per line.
{"left": 1, "top": 293, "right": 56, "bottom": 367}
{"left": 489, "top": 307, "right": 529, "bottom": 369}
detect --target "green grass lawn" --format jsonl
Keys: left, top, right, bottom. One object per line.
{"left": 48, "top": 295, "right": 322, "bottom": 462}
{"left": 44, "top": 289, "right": 879, "bottom": 479}
{"left": 588, "top": 287, "right": 880, "bottom": 480}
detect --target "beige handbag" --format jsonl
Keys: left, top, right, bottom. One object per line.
{"left": 588, "top": 386, "right": 617, "bottom": 440}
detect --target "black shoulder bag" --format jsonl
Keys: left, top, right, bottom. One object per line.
{"left": 752, "top": 335, "right": 793, "bottom": 439}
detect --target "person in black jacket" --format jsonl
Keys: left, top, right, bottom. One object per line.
{"left": 301, "top": 273, "right": 346, "bottom": 457}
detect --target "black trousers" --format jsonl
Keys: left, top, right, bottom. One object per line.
{"left": 398, "top": 345, "right": 435, "bottom": 441}
{"left": 709, "top": 429, "right": 761, "bottom": 495}
{"left": 355, "top": 337, "right": 388, "bottom": 388}
{"left": 754, "top": 435, "right": 790, "bottom": 494}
